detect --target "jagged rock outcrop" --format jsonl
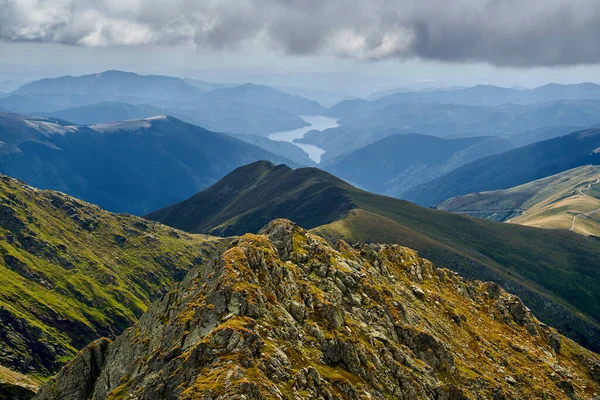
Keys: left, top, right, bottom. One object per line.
{"left": 36, "top": 219, "right": 600, "bottom": 399}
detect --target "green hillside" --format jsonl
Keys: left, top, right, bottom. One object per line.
{"left": 0, "top": 175, "right": 220, "bottom": 388}
{"left": 437, "top": 166, "right": 600, "bottom": 236}
{"left": 148, "top": 161, "right": 600, "bottom": 353}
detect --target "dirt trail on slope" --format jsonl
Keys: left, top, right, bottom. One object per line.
{"left": 570, "top": 178, "right": 600, "bottom": 231}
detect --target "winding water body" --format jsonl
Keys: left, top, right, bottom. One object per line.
{"left": 268, "top": 115, "right": 339, "bottom": 163}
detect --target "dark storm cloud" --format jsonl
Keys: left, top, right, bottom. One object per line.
{"left": 1, "top": 0, "right": 600, "bottom": 66}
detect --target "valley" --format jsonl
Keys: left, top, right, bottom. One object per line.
{"left": 268, "top": 115, "right": 339, "bottom": 163}
{"left": 1, "top": 64, "right": 600, "bottom": 399}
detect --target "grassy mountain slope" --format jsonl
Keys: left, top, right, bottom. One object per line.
{"left": 36, "top": 220, "right": 600, "bottom": 399}
{"left": 325, "top": 133, "right": 513, "bottom": 197}
{"left": 0, "top": 174, "right": 221, "bottom": 388}
{"left": 437, "top": 166, "right": 600, "bottom": 235}
{"left": 147, "top": 161, "right": 600, "bottom": 353}
{"left": 0, "top": 112, "right": 303, "bottom": 215}
{"left": 404, "top": 128, "right": 600, "bottom": 206}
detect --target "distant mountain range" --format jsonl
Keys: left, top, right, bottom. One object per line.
{"left": 0, "top": 70, "right": 327, "bottom": 136}
{"left": 30, "top": 101, "right": 309, "bottom": 137}
{"left": 307, "top": 100, "right": 600, "bottom": 162}
{"left": 324, "top": 133, "right": 513, "bottom": 197}
{"left": 147, "top": 161, "right": 600, "bottom": 352}
{"left": 0, "top": 80, "right": 25, "bottom": 93}
{"left": 403, "top": 128, "right": 600, "bottom": 206}
{"left": 0, "top": 112, "right": 304, "bottom": 215}
{"left": 374, "top": 82, "right": 600, "bottom": 106}
{"left": 437, "top": 166, "right": 600, "bottom": 236}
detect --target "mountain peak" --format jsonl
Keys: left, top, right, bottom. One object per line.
{"left": 36, "top": 219, "right": 600, "bottom": 399}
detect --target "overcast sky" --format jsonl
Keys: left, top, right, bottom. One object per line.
{"left": 2, "top": 0, "right": 600, "bottom": 95}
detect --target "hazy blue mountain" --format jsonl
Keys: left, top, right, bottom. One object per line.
{"left": 13, "top": 70, "right": 203, "bottom": 109}
{"left": 375, "top": 82, "right": 600, "bottom": 106}
{"left": 182, "top": 78, "right": 236, "bottom": 91}
{"left": 0, "top": 80, "right": 25, "bottom": 93}
{"left": 505, "top": 125, "right": 585, "bottom": 147}
{"left": 33, "top": 101, "right": 308, "bottom": 136}
{"left": 202, "top": 82, "right": 326, "bottom": 115}
{"left": 325, "top": 134, "right": 513, "bottom": 197}
{"left": 37, "top": 102, "right": 165, "bottom": 125}
{"left": 227, "top": 133, "right": 316, "bottom": 166}
{"left": 7, "top": 71, "right": 326, "bottom": 135}
{"left": 403, "top": 128, "right": 600, "bottom": 206}
{"left": 0, "top": 112, "right": 301, "bottom": 215}
{"left": 0, "top": 94, "right": 57, "bottom": 113}
{"left": 311, "top": 100, "right": 600, "bottom": 162}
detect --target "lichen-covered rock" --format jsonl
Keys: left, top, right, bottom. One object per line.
{"left": 35, "top": 220, "right": 600, "bottom": 400}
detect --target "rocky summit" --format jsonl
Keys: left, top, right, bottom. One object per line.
{"left": 36, "top": 220, "right": 600, "bottom": 399}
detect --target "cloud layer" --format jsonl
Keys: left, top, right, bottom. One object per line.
{"left": 1, "top": 0, "right": 600, "bottom": 66}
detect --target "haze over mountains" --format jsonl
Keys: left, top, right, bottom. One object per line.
{"left": 0, "top": 113, "right": 304, "bottom": 215}
{"left": 404, "top": 128, "right": 600, "bottom": 207}
{"left": 308, "top": 98, "right": 600, "bottom": 163}
{"left": 325, "top": 134, "right": 513, "bottom": 197}
{"left": 3, "top": 67, "right": 600, "bottom": 399}
{"left": 0, "top": 71, "right": 323, "bottom": 136}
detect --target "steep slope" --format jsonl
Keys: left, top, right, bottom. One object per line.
{"left": 0, "top": 174, "right": 221, "bottom": 395}
{"left": 147, "top": 161, "right": 600, "bottom": 354}
{"left": 203, "top": 83, "right": 326, "bottom": 115}
{"left": 437, "top": 166, "right": 600, "bottom": 235}
{"left": 404, "top": 128, "right": 600, "bottom": 206}
{"left": 36, "top": 220, "right": 600, "bottom": 399}
{"left": 0, "top": 112, "right": 301, "bottom": 215}
{"left": 325, "top": 134, "right": 513, "bottom": 197}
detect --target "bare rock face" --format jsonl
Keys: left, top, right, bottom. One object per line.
{"left": 35, "top": 220, "right": 600, "bottom": 400}
{"left": 35, "top": 338, "right": 110, "bottom": 400}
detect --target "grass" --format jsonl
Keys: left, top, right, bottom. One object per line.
{"left": 0, "top": 175, "right": 221, "bottom": 382}
{"left": 439, "top": 165, "right": 600, "bottom": 235}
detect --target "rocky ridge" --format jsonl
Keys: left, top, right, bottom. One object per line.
{"left": 36, "top": 219, "right": 600, "bottom": 399}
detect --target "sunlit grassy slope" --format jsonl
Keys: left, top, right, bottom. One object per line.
{"left": 437, "top": 165, "right": 600, "bottom": 236}
{"left": 0, "top": 175, "right": 221, "bottom": 384}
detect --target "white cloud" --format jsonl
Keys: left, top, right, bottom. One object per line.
{"left": 1, "top": 0, "right": 600, "bottom": 66}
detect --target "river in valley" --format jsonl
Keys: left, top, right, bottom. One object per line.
{"left": 268, "top": 115, "right": 339, "bottom": 163}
